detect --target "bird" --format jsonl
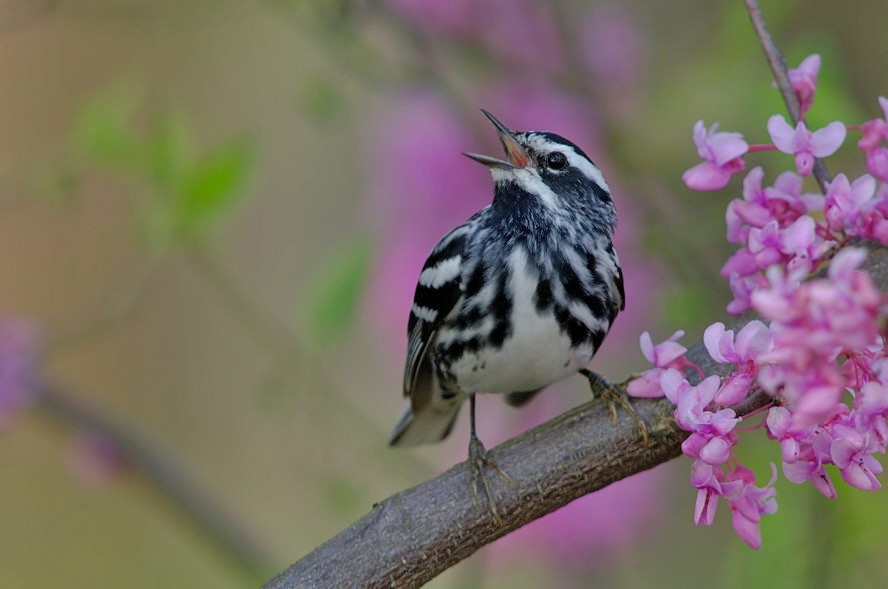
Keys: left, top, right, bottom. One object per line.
{"left": 388, "top": 109, "right": 631, "bottom": 519}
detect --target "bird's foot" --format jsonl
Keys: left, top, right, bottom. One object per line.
{"left": 468, "top": 433, "right": 512, "bottom": 524}
{"left": 580, "top": 369, "right": 650, "bottom": 446}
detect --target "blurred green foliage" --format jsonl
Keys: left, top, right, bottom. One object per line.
{"left": 71, "top": 82, "right": 255, "bottom": 248}
{"left": 301, "top": 235, "right": 373, "bottom": 346}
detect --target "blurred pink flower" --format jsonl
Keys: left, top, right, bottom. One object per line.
{"left": 364, "top": 91, "right": 487, "bottom": 356}
{"left": 68, "top": 432, "right": 126, "bottom": 486}
{"left": 383, "top": 0, "right": 478, "bottom": 35}
{"left": 497, "top": 468, "right": 666, "bottom": 567}
{"left": 478, "top": 80, "right": 601, "bottom": 149}
{"left": 384, "top": 0, "right": 562, "bottom": 68}
{"left": 579, "top": 4, "right": 646, "bottom": 105}
{"left": 0, "top": 316, "right": 41, "bottom": 427}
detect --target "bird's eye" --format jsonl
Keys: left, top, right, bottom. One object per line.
{"left": 546, "top": 152, "right": 567, "bottom": 170}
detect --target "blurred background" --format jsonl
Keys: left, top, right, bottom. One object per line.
{"left": 1, "top": 0, "right": 886, "bottom": 587}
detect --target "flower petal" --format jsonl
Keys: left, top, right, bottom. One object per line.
{"left": 809, "top": 121, "right": 846, "bottom": 157}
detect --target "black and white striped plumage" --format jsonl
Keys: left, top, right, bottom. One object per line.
{"left": 389, "top": 111, "right": 624, "bottom": 447}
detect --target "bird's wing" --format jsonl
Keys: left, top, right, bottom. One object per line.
{"left": 402, "top": 222, "right": 472, "bottom": 397}
{"left": 615, "top": 264, "right": 625, "bottom": 313}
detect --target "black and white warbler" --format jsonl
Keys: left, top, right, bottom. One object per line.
{"left": 389, "top": 110, "right": 629, "bottom": 517}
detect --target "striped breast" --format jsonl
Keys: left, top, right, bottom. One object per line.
{"left": 433, "top": 240, "right": 617, "bottom": 395}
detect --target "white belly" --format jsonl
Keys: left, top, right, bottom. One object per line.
{"left": 441, "top": 246, "right": 597, "bottom": 394}
{"left": 448, "top": 309, "right": 594, "bottom": 394}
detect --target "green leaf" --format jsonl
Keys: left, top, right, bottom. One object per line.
{"left": 71, "top": 81, "right": 144, "bottom": 170}
{"left": 296, "top": 74, "right": 345, "bottom": 124}
{"left": 302, "top": 237, "right": 373, "bottom": 345}
{"left": 144, "top": 111, "right": 192, "bottom": 194}
{"left": 171, "top": 137, "right": 255, "bottom": 239}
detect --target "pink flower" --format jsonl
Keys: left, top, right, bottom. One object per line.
{"left": 726, "top": 168, "right": 811, "bottom": 243}
{"left": 754, "top": 248, "right": 881, "bottom": 427}
{"left": 767, "top": 115, "right": 846, "bottom": 176}
{"left": 830, "top": 430, "right": 883, "bottom": 491}
{"left": 823, "top": 173, "right": 880, "bottom": 237}
{"left": 704, "top": 320, "right": 773, "bottom": 404}
{"left": 854, "top": 381, "right": 888, "bottom": 449}
{"left": 865, "top": 148, "right": 888, "bottom": 183}
{"left": 626, "top": 330, "right": 688, "bottom": 398}
{"left": 690, "top": 461, "right": 743, "bottom": 526}
{"left": 725, "top": 464, "right": 778, "bottom": 549}
{"left": 661, "top": 370, "right": 739, "bottom": 460}
{"left": 766, "top": 406, "right": 807, "bottom": 462}
{"left": 641, "top": 330, "right": 687, "bottom": 366}
{"left": 858, "top": 97, "right": 888, "bottom": 150}
{"left": 787, "top": 54, "right": 821, "bottom": 118}
{"left": 746, "top": 216, "right": 824, "bottom": 275}
{"left": 783, "top": 456, "right": 837, "bottom": 499}
{"left": 858, "top": 97, "right": 888, "bottom": 181}
{"left": 683, "top": 431, "right": 735, "bottom": 465}
{"left": 683, "top": 121, "right": 749, "bottom": 191}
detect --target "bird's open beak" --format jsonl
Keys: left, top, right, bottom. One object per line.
{"left": 463, "top": 109, "right": 531, "bottom": 170}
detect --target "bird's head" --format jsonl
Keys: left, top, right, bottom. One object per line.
{"left": 464, "top": 110, "right": 615, "bottom": 232}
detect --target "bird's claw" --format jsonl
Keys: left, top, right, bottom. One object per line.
{"left": 581, "top": 369, "right": 650, "bottom": 447}
{"left": 469, "top": 434, "right": 512, "bottom": 524}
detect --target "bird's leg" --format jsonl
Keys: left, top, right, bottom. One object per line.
{"left": 468, "top": 394, "right": 512, "bottom": 524}
{"left": 580, "top": 369, "right": 650, "bottom": 446}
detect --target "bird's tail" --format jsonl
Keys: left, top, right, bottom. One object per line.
{"left": 388, "top": 400, "right": 462, "bottom": 447}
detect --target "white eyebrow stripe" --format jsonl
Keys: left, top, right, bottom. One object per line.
{"left": 565, "top": 148, "right": 609, "bottom": 193}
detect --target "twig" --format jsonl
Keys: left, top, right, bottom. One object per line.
{"left": 35, "top": 382, "right": 274, "bottom": 582}
{"left": 743, "top": 0, "right": 832, "bottom": 193}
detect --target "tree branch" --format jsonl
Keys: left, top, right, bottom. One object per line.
{"left": 743, "top": 0, "right": 833, "bottom": 192}
{"left": 35, "top": 383, "right": 274, "bottom": 582}
{"left": 263, "top": 248, "right": 888, "bottom": 589}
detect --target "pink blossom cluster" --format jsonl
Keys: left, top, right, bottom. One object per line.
{"left": 690, "top": 56, "right": 888, "bottom": 315}
{"left": 630, "top": 55, "right": 888, "bottom": 548}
